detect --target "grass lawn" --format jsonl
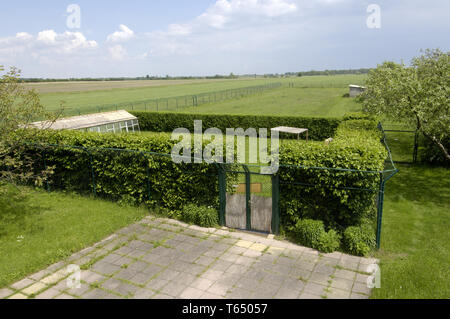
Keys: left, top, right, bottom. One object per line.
{"left": 0, "top": 188, "right": 148, "bottom": 288}
{"left": 172, "top": 87, "right": 361, "bottom": 117}
{"left": 371, "top": 129, "right": 449, "bottom": 298}
{"left": 372, "top": 164, "right": 450, "bottom": 298}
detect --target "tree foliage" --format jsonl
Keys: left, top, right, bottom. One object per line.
{"left": 361, "top": 49, "right": 450, "bottom": 161}
{"left": 0, "top": 66, "right": 60, "bottom": 187}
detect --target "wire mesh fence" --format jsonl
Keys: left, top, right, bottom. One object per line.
{"left": 380, "top": 123, "right": 419, "bottom": 164}
{"left": 59, "top": 82, "right": 282, "bottom": 117}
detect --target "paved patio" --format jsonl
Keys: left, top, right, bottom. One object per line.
{"left": 1, "top": 216, "right": 378, "bottom": 299}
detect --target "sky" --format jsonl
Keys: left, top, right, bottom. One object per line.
{"left": 0, "top": 0, "right": 448, "bottom": 78}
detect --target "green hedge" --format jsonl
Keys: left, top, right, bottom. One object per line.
{"left": 279, "top": 117, "right": 386, "bottom": 232}
{"left": 131, "top": 111, "right": 341, "bottom": 141}
{"left": 14, "top": 114, "right": 386, "bottom": 255}
{"left": 16, "top": 130, "right": 224, "bottom": 212}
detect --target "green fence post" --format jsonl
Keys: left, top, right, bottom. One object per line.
{"left": 42, "top": 147, "right": 50, "bottom": 192}
{"left": 376, "top": 172, "right": 384, "bottom": 249}
{"left": 243, "top": 165, "right": 251, "bottom": 230}
{"left": 271, "top": 174, "right": 280, "bottom": 235}
{"left": 83, "top": 147, "right": 96, "bottom": 197}
{"left": 413, "top": 130, "right": 419, "bottom": 163}
{"left": 141, "top": 152, "right": 151, "bottom": 203}
{"left": 217, "top": 164, "right": 226, "bottom": 226}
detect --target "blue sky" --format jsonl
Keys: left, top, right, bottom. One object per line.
{"left": 0, "top": 0, "right": 448, "bottom": 77}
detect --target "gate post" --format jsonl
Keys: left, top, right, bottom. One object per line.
{"left": 243, "top": 165, "right": 251, "bottom": 231}
{"left": 217, "top": 164, "right": 226, "bottom": 226}
{"left": 271, "top": 173, "right": 280, "bottom": 235}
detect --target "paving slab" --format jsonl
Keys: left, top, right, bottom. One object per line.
{"left": 6, "top": 215, "right": 377, "bottom": 299}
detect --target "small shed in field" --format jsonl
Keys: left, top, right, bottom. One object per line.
{"left": 349, "top": 85, "right": 366, "bottom": 97}
{"left": 30, "top": 110, "right": 140, "bottom": 133}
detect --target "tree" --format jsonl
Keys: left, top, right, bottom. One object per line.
{"left": 361, "top": 49, "right": 449, "bottom": 161}
{"left": 0, "top": 66, "right": 61, "bottom": 231}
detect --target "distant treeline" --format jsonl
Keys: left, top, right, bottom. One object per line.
{"left": 285, "top": 68, "right": 372, "bottom": 77}
{"left": 20, "top": 69, "right": 371, "bottom": 82}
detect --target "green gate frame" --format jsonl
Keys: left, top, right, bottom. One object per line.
{"left": 216, "top": 163, "right": 280, "bottom": 234}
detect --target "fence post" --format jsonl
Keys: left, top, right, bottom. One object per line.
{"left": 83, "top": 147, "right": 96, "bottom": 197}
{"left": 243, "top": 165, "right": 251, "bottom": 231}
{"left": 141, "top": 152, "right": 151, "bottom": 203}
{"left": 271, "top": 173, "right": 280, "bottom": 235}
{"left": 42, "top": 147, "right": 50, "bottom": 192}
{"left": 376, "top": 172, "right": 384, "bottom": 249}
{"left": 217, "top": 164, "right": 226, "bottom": 226}
{"left": 413, "top": 130, "right": 419, "bottom": 163}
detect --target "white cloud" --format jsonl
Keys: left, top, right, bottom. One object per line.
{"left": 37, "top": 30, "right": 57, "bottom": 44}
{"left": 0, "top": 29, "right": 98, "bottom": 64}
{"left": 15, "top": 32, "right": 33, "bottom": 40}
{"left": 108, "top": 44, "right": 127, "bottom": 60}
{"left": 107, "top": 24, "right": 135, "bottom": 42}
{"left": 197, "top": 0, "right": 298, "bottom": 28}
{"left": 35, "top": 30, "right": 97, "bottom": 53}
{"left": 167, "top": 24, "right": 192, "bottom": 36}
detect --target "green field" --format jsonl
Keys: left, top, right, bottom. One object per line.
{"left": 38, "top": 78, "right": 280, "bottom": 112}
{"left": 173, "top": 87, "right": 361, "bottom": 117}
{"left": 36, "top": 74, "right": 366, "bottom": 116}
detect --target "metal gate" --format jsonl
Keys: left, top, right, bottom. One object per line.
{"left": 218, "top": 164, "right": 279, "bottom": 234}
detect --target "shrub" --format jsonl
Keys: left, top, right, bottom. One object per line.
{"left": 182, "top": 204, "right": 219, "bottom": 227}
{"left": 279, "top": 118, "right": 387, "bottom": 230}
{"left": 292, "top": 219, "right": 324, "bottom": 247}
{"left": 131, "top": 111, "right": 341, "bottom": 140}
{"left": 316, "top": 229, "right": 341, "bottom": 253}
{"left": 292, "top": 219, "right": 341, "bottom": 253}
{"left": 343, "top": 224, "right": 376, "bottom": 256}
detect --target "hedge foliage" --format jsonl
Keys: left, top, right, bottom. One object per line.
{"left": 343, "top": 223, "right": 376, "bottom": 256}
{"left": 291, "top": 219, "right": 341, "bottom": 253}
{"left": 131, "top": 111, "right": 341, "bottom": 140}
{"left": 15, "top": 129, "right": 224, "bottom": 212}
{"left": 182, "top": 204, "right": 219, "bottom": 227}
{"left": 279, "top": 117, "right": 387, "bottom": 232}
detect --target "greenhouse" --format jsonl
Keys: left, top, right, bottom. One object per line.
{"left": 30, "top": 110, "right": 140, "bottom": 133}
